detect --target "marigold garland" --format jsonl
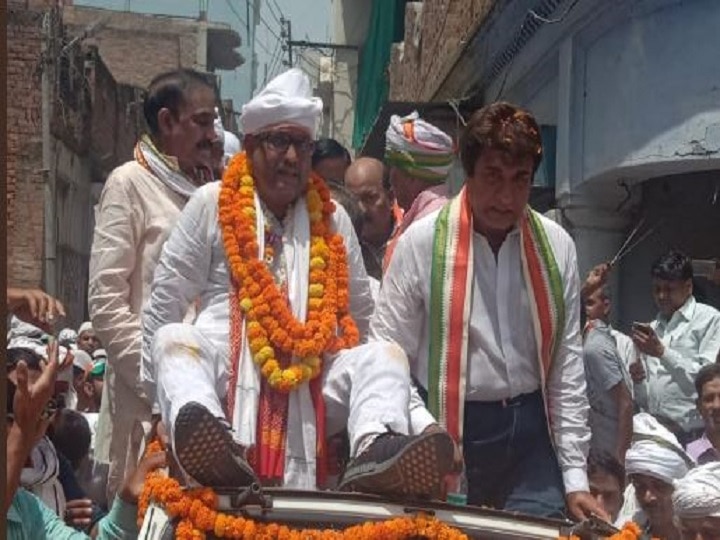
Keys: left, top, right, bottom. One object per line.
{"left": 138, "top": 440, "right": 651, "bottom": 540}
{"left": 218, "top": 152, "right": 360, "bottom": 393}
{"left": 138, "top": 440, "right": 470, "bottom": 539}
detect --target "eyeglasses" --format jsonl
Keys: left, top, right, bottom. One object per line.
{"left": 257, "top": 131, "right": 315, "bottom": 155}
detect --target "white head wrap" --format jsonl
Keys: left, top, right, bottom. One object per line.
{"left": 214, "top": 107, "right": 225, "bottom": 145}
{"left": 385, "top": 111, "right": 454, "bottom": 182}
{"left": 223, "top": 130, "right": 241, "bottom": 166}
{"left": 58, "top": 328, "right": 78, "bottom": 347}
{"left": 673, "top": 462, "right": 720, "bottom": 518}
{"left": 625, "top": 413, "right": 694, "bottom": 484}
{"left": 72, "top": 349, "right": 94, "bottom": 373}
{"left": 78, "top": 321, "right": 93, "bottom": 335}
{"left": 241, "top": 68, "right": 323, "bottom": 138}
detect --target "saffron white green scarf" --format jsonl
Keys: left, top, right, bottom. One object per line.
{"left": 428, "top": 187, "right": 565, "bottom": 441}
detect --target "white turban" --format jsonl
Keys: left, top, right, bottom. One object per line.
{"left": 385, "top": 111, "right": 454, "bottom": 182}
{"left": 625, "top": 413, "right": 694, "bottom": 484}
{"left": 673, "top": 462, "right": 720, "bottom": 518}
{"left": 241, "top": 68, "right": 322, "bottom": 138}
{"left": 214, "top": 109, "right": 225, "bottom": 144}
{"left": 78, "top": 321, "right": 93, "bottom": 335}
{"left": 223, "top": 130, "right": 241, "bottom": 166}
{"left": 72, "top": 349, "right": 94, "bottom": 373}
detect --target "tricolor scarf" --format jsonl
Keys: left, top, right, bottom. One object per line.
{"left": 428, "top": 187, "right": 565, "bottom": 442}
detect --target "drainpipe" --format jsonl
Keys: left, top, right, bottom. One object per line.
{"left": 41, "top": 11, "right": 57, "bottom": 296}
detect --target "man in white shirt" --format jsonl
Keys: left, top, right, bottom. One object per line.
{"left": 142, "top": 69, "right": 454, "bottom": 496}
{"left": 630, "top": 250, "right": 720, "bottom": 446}
{"left": 372, "top": 102, "right": 604, "bottom": 520}
{"left": 88, "top": 68, "right": 218, "bottom": 504}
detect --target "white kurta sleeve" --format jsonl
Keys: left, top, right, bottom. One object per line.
{"left": 546, "top": 233, "right": 591, "bottom": 494}
{"left": 88, "top": 175, "right": 144, "bottom": 393}
{"left": 141, "top": 185, "right": 215, "bottom": 395}
{"left": 371, "top": 231, "right": 435, "bottom": 434}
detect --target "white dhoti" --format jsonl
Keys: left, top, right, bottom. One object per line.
{"left": 152, "top": 322, "right": 411, "bottom": 489}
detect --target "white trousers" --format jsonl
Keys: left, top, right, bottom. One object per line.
{"left": 152, "top": 323, "right": 412, "bottom": 477}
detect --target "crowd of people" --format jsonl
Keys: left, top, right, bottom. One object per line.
{"left": 5, "top": 65, "right": 720, "bottom": 540}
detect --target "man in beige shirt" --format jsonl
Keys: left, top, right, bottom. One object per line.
{"left": 88, "top": 68, "right": 218, "bottom": 503}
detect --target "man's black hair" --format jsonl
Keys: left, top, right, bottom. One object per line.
{"left": 650, "top": 250, "right": 693, "bottom": 281}
{"left": 588, "top": 450, "right": 626, "bottom": 490}
{"left": 695, "top": 363, "right": 720, "bottom": 400}
{"left": 50, "top": 409, "right": 92, "bottom": 470}
{"left": 7, "top": 347, "right": 44, "bottom": 372}
{"left": 312, "top": 138, "right": 351, "bottom": 168}
{"left": 143, "top": 68, "right": 216, "bottom": 136}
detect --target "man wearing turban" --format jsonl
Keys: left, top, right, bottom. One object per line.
{"left": 673, "top": 462, "right": 720, "bottom": 539}
{"left": 141, "top": 69, "right": 455, "bottom": 497}
{"left": 382, "top": 111, "right": 453, "bottom": 271}
{"left": 618, "top": 413, "right": 694, "bottom": 538}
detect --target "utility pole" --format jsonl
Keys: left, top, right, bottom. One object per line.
{"left": 280, "top": 16, "right": 292, "bottom": 67}
{"left": 41, "top": 10, "right": 57, "bottom": 296}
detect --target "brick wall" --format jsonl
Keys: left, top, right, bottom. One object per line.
{"left": 63, "top": 6, "right": 201, "bottom": 89}
{"left": 7, "top": 6, "right": 46, "bottom": 288}
{"left": 389, "top": 0, "right": 495, "bottom": 102}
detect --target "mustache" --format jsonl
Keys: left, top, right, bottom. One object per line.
{"left": 197, "top": 140, "right": 214, "bottom": 150}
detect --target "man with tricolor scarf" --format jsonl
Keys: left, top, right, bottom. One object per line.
{"left": 372, "top": 102, "right": 606, "bottom": 521}
{"left": 89, "top": 69, "right": 218, "bottom": 505}
{"left": 141, "top": 69, "right": 455, "bottom": 497}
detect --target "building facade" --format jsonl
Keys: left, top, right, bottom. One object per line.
{"left": 385, "top": 0, "right": 720, "bottom": 325}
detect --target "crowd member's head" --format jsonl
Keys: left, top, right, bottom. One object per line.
{"left": 143, "top": 68, "right": 219, "bottom": 181}
{"left": 71, "top": 350, "right": 93, "bottom": 400}
{"left": 695, "top": 364, "right": 720, "bottom": 443}
{"left": 385, "top": 111, "right": 453, "bottom": 212}
{"left": 241, "top": 68, "right": 322, "bottom": 220}
{"left": 585, "top": 285, "right": 612, "bottom": 323}
{"left": 650, "top": 250, "right": 694, "bottom": 319}
{"left": 86, "top": 356, "right": 106, "bottom": 411}
{"left": 327, "top": 180, "right": 363, "bottom": 241}
{"left": 7, "top": 346, "right": 60, "bottom": 445}
{"left": 57, "top": 328, "right": 78, "bottom": 350}
{"left": 460, "top": 102, "right": 542, "bottom": 244}
{"left": 587, "top": 450, "right": 626, "bottom": 523}
{"left": 50, "top": 409, "right": 92, "bottom": 471}
{"left": 344, "top": 157, "right": 395, "bottom": 248}
{"left": 312, "top": 138, "right": 351, "bottom": 183}
{"left": 673, "top": 462, "right": 720, "bottom": 540}
{"left": 76, "top": 322, "right": 101, "bottom": 356}
{"left": 626, "top": 413, "right": 693, "bottom": 537}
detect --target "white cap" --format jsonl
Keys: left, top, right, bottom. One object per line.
{"left": 241, "top": 68, "right": 323, "bottom": 138}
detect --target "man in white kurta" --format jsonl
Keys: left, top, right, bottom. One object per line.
{"left": 372, "top": 102, "right": 603, "bottom": 520}
{"left": 142, "top": 69, "right": 454, "bottom": 496}
{"left": 88, "top": 68, "right": 218, "bottom": 503}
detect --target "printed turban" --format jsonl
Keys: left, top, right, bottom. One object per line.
{"left": 673, "top": 462, "right": 720, "bottom": 518}
{"left": 625, "top": 413, "right": 694, "bottom": 485}
{"left": 241, "top": 68, "right": 323, "bottom": 138}
{"left": 385, "top": 111, "right": 454, "bottom": 183}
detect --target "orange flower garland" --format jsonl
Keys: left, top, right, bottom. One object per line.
{"left": 218, "top": 152, "right": 360, "bottom": 393}
{"left": 138, "top": 440, "right": 470, "bottom": 539}
{"left": 560, "top": 522, "right": 646, "bottom": 540}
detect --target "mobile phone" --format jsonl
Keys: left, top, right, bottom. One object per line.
{"left": 632, "top": 322, "right": 652, "bottom": 335}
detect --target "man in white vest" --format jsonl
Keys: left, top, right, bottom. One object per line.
{"left": 141, "top": 68, "right": 454, "bottom": 496}
{"left": 372, "top": 102, "right": 604, "bottom": 520}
